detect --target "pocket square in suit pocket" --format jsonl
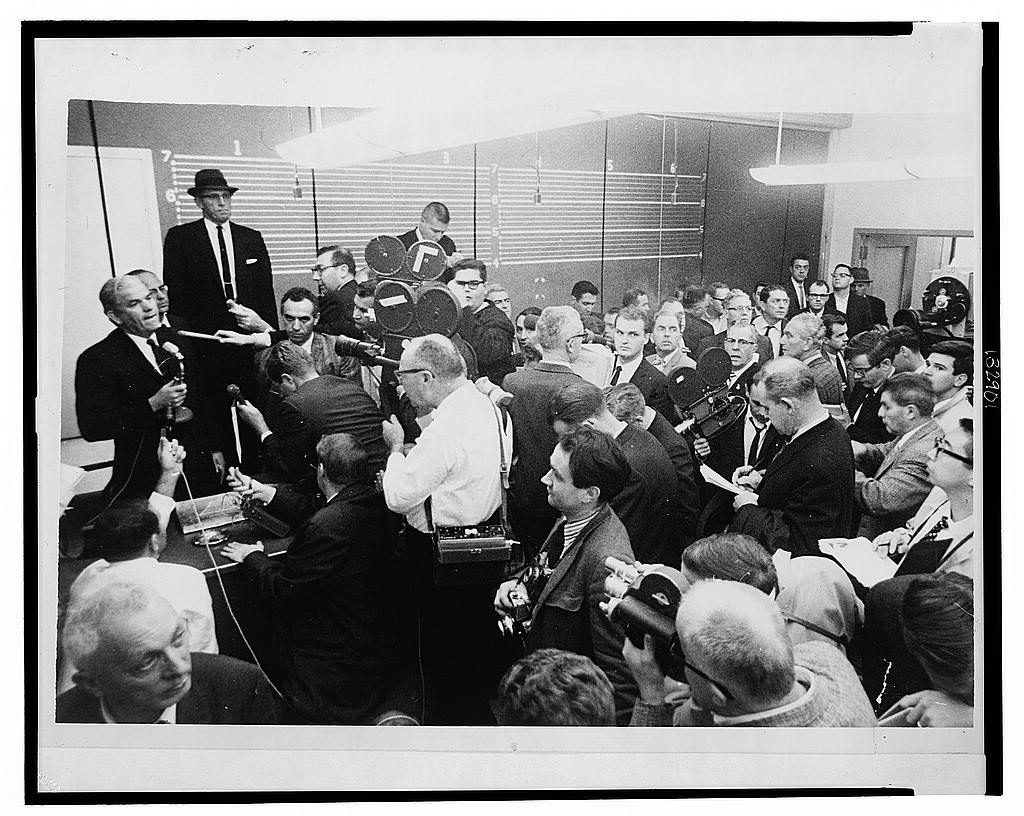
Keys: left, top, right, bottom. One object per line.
{"left": 246, "top": 258, "right": 258, "bottom": 265}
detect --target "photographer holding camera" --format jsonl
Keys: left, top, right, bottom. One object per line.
{"left": 380, "top": 334, "right": 513, "bottom": 725}
{"left": 494, "top": 427, "right": 639, "bottom": 724}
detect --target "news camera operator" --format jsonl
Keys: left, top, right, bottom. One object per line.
{"left": 380, "top": 334, "right": 513, "bottom": 725}
{"left": 494, "top": 427, "right": 639, "bottom": 724}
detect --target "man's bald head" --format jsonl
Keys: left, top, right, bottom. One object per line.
{"left": 676, "top": 580, "right": 795, "bottom": 710}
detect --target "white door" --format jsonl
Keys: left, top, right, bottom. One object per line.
{"left": 61, "top": 146, "right": 163, "bottom": 456}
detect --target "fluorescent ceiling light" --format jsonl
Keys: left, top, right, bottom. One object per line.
{"left": 749, "top": 155, "right": 974, "bottom": 186}
{"left": 277, "top": 107, "right": 631, "bottom": 168}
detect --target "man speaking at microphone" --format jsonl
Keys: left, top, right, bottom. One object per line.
{"left": 75, "top": 275, "right": 216, "bottom": 500}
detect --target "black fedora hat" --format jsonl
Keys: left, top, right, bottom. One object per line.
{"left": 850, "top": 267, "right": 873, "bottom": 283}
{"left": 188, "top": 168, "right": 239, "bottom": 196}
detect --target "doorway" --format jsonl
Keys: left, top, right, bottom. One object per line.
{"left": 852, "top": 229, "right": 974, "bottom": 313}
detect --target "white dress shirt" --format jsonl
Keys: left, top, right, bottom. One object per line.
{"left": 382, "top": 381, "right": 511, "bottom": 533}
{"left": 752, "top": 316, "right": 784, "bottom": 358}
{"left": 898, "top": 486, "right": 974, "bottom": 578}
{"left": 790, "top": 278, "right": 806, "bottom": 310}
{"left": 202, "top": 217, "right": 236, "bottom": 297}
{"left": 123, "top": 330, "right": 163, "bottom": 373}
{"left": 612, "top": 354, "right": 644, "bottom": 386}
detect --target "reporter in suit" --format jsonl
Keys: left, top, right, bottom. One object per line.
{"left": 58, "top": 582, "right": 277, "bottom": 724}
{"left": 730, "top": 357, "right": 856, "bottom": 556}
{"left": 851, "top": 373, "right": 939, "bottom": 539}
{"left": 851, "top": 267, "right": 889, "bottom": 327}
{"left": 494, "top": 427, "right": 639, "bottom": 723}
{"left": 845, "top": 330, "right": 898, "bottom": 444}
{"left": 162, "top": 169, "right": 278, "bottom": 465}
{"left": 503, "top": 306, "right": 586, "bottom": 556}
{"left": 398, "top": 201, "right": 457, "bottom": 258}
{"left": 75, "top": 275, "right": 201, "bottom": 500}
{"left": 610, "top": 306, "right": 675, "bottom": 420}
{"left": 698, "top": 290, "right": 774, "bottom": 365}
{"left": 220, "top": 434, "right": 415, "bottom": 725}
{"left": 782, "top": 253, "right": 815, "bottom": 319}
{"left": 234, "top": 342, "right": 388, "bottom": 485}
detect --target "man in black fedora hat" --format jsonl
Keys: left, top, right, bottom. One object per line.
{"left": 851, "top": 267, "right": 889, "bottom": 328}
{"left": 162, "top": 168, "right": 278, "bottom": 468}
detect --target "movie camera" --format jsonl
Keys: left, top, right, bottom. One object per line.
{"left": 893, "top": 273, "right": 972, "bottom": 338}
{"left": 666, "top": 347, "right": 748, "bottom": 439}
{"left": 602, "top": 557, "right": 691, "bottom": 681}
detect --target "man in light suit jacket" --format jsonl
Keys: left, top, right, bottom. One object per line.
{"left": 494, "top": 428, "right": 638, "bottom": 724}
{"left": 852, "top": 373, "right": 939, "bottom": 539}
{"left": 57, "top": 582, "right": 277, "bottom": 724}
{"left": 730, "top": 358, "right": 856, "bottom": 556}
{"left": 163, "top": 169, "right": 278, "bottom": 466}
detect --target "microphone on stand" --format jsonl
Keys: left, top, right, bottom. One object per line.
{"left": 160, "top": 342, "right": 189, "bottom": 434}
{"left": 225, "top": 384, "right": 244, "bottom": 462}
{"left": 334, "top": 335, "right": 400, "bottom": 370}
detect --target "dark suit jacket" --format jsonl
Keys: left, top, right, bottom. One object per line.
{"left": 645, "top": 410, "right": 700, "bottom": 532}
{"left": 317, "top": 279, "right": 358, "bottom": 338}
{"left": 398, "top": 228, "right": 456, "bottom": 257}
{"left": 825, "top": 292, "right": 873, "bottom": 337}
{"left": 783, "top": 278, "right": 818, "bottom": 319}
{"left": 56, "top": 652, "right": 278, "bottom": 723}
{"left": 614, "top": 424, "right": 685, "bottom": 566}
{"left": 75, "top": 328, "right": 203, "bottom": 498}
{"left": 865, "top": 294, "right": 889, "bottom": 327}
{"left": 263, "top": 375, "right": 387, "bottom": 483}
{"left": 731, "top": 416, "right": 856, "bottom": 556}
{"left": 682, "top": 317, "right": 713, "bottom": 355}
{"left": 527, "top": 506, "right": 638, "bottom": 722}
{"left": 626, "top": 358, "right": 676, "bottom": 421}
{"left": 846, "top": 384, "right": 896, "bottom": 444}
{"left": 698, "top": 329, "right": 774, "bottom": 366}
{"left": 503, "top": 362, "right": 583, "bottom": 550}
{"left": 459, "top": 304, "right": 516, "bottom": 385}
{"left": 243, "top": 483, "right": 406, "bottom": 724}
{"left": 162, "top": 218, "right": 277, "bottom": 335}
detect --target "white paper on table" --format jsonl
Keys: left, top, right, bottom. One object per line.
{"left": 699, "top": 464, "right": 743, "bottom": 495}
{"left": 818, "top": 536, "right": 897, "bottom": 588}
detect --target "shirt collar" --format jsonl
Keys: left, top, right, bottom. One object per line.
{"left": 301, "top": 334, "right": 315, "bottom": 355}
{"left": 101, "top": 698, "right": 177, "bottom": 724}
{"left": 616, "top": 354, "right": 644, "bottom": 383}
{"left": 788, "top": 408, "right": 831, "bottom": 444}
{"left": 729, "top": 359, "right": 756, "bottom": 385}
{"left": 203, "top": 217, "right": 230, "bottom": 232}
{"left": 712, "top": 666, "right": 815, "bottom": 725}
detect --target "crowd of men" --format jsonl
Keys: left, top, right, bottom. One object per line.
{"left": 60, "top": 171, "right": 976, "bottom": 729}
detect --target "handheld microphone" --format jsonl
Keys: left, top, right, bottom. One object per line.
{"left": 160, "top": 342, "right": 186, "bottom": 433}
{"left": 334, "top": 335, "right": 400, "bottom": 370}
{"left": 226, "top": 383, "right": 245, "bottom": 405}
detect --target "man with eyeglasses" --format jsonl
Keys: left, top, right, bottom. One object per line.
{"left": 802, "top": 280, "right": 832, "bottom": 318}
{"left": 844, "top": 330, "right": 898, "bottom": 444}
{"left": 447, "top": 259, "right": 516, "bottom": 386}
{"left": 380, "top": 334, "right": 512, "bottom": 725}
{"left": 58, "top": 582, "right": 277, "bottom": 724}
{"left": 703, "top": 282, "right": 731, "bottom": 334}
{"left": 850, "top": 373, "right": 940, "bottom": 539}
{"left": 163, "top": 169, "right": 277, "bottom": 470}
{"left": 309, "top": 244, "right": 365, "bottom": 339}
{"left": 826, "top": 264, "right": 873, "bottom": 337}
{"left": 624, "top": 580, "right": 875, "bottom": 727}
{"left": 697, "top": 290, "right": 774, "bottom": 364}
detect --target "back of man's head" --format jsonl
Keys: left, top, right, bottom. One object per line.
{"left": 886, "top": 325, "right": 921, "bottom": 354}
{"left": 571, "top": 280, "right": 599, "bottom": 300}
{"left": 89, "top": 499, "right": 160, "bottom": 562}
{"left": 844, "top": 329, "right": 885, "bottom": 362}
{"left": 495, "top": 648, "right": 615, "bottom": 726}
{"left": 316, "top": 432, "right": 368, "bottom": 486}
{"left": 558, "top": 426, "right": 632, "bottom": 505}
{"left": 677, "top": 580, "right": 796, "bottom": 710}
{"left": 882, "top": 372, "right": 935, "bottom": 417}
{"left": 605, "top": 382, "right": 646, "bottom": 425}
{"left": 759, "top": 356, "right": 817, "bottom": 404}
{"left": 682, "top": 534, "right": 779, "bottom": 596}
{"left": 901, "top": 572, "right": 974, "bottom": 701}
{"left": 548, "top": 380, "right": 606, "bottom": 427}
{"left": 407, "top": 334, "right": 467, "bottom": 382}
{"left": 536, "top": 305, "right": 583, "bottom": 351}
{"left": 785, "top": 313, "right": 824, "bottom": 348}
{"left": 622, "top": 287, "right": 647, "bottom": 308}
{"left": 265, "top": 340, "right": 316, "bottom": 383}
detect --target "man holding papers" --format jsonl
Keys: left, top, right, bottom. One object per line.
{"left": 728, "top": 357, "right": 856, "bottom": 556}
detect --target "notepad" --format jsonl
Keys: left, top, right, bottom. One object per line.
{"left": 818, "top": 536, "right": 897, "bottom": 588}
{"left": 699, "top": 464, "right": 743, "bottom": 495}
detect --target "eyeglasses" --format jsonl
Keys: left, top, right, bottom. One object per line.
{"left": 488, "top": 296, "right": 511, "bottom": 305}
{"left": 568, "top": 332, "right": 588, "bottom": 343}
{"left": 723, "top": 338, "right": 755, "bottom": 346}
{"left": 710, "top": 295, "right": 728, "bottom": 303}
{"left": 453, "top": 279, "right": 484, "bottom": 289}
{"left": 668, "top": 639, "right": 733, "bottom": 701}
{"left": 832, "top": 271, "right": 852, "bottom": 279}
{"left": 808, "top": 292, "right": 829, "bottom": 299}
{"left": 311, "top": 262, "right": 346, "bottom": 275}
{"left": 933, "top": 435, "right": 972, "bottom": 466}
{"left": 396, "top": 368, "right": 429, "bottom": 378}
{"left": 728, "top": 304, "right": 753, "bottom": 312}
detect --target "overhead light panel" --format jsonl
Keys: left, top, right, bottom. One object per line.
{"left": 749, "top": 155, "right": 975, "bottom": 186}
